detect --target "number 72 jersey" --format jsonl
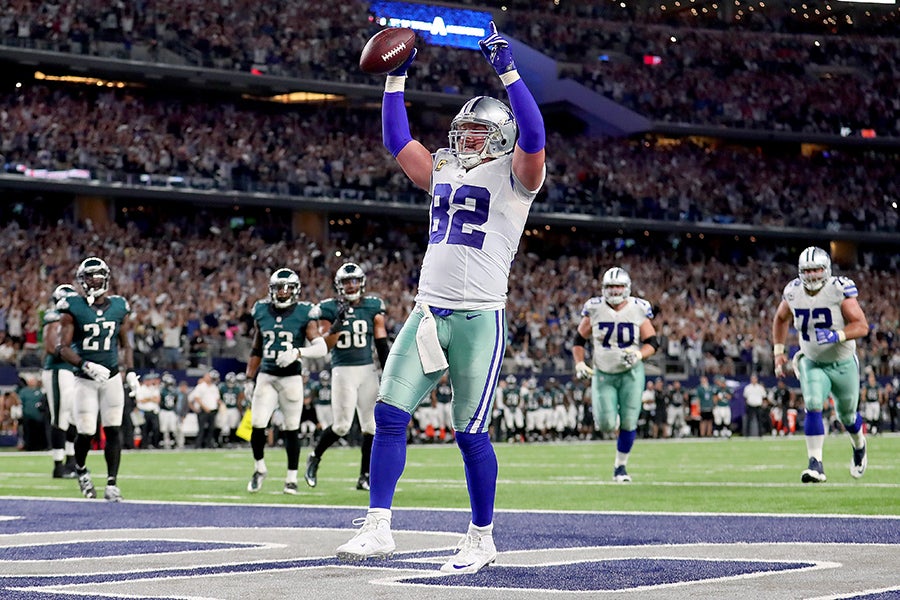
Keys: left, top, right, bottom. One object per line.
{"left": 782, "top": 276, "right": 857, "bottom": 363}
{"left": 57, "top": 294, "right": 130, "bottom": 374}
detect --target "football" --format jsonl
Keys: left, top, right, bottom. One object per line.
{"left": 359, "top": 27, "right": 416, "bottom": 75}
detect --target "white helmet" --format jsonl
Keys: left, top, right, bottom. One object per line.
{"left": 269, "top": 268, "right": 301, "bottom": 308}
{"left": 798, "top": 246, "right": 831, "bottom": 292}
{"left": 449, "top": 96, "right": 517, "bottom": 169}
{"left": 319, "top": 370, "right": 331, "bottom": 384}
{"left": 76, "top": 257, "right": 110, "bottom": 300}
{"left": 601, "top": 267, "right": 631, "bottom": 307}
{"left": 334, "top": 262, "right": 366, "bottom": 302}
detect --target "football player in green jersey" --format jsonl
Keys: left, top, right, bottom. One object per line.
{"left": 305, "top": 263, "right": 389, "bottom": 491}
{"left": 42, "top": 283, "right": 80, "bottom": 479}
{"left": 56, "top": 257, "right": 139, "bottom": 502}
{"left": 244, "top": 268, "right": 328, "bottom": 495}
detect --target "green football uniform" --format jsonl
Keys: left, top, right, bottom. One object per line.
{"left": 41, "top": 308, "right": 78, "bottom": 373}
{"left": 251, "top": 299, "right": 318, "bottom": 377}
{"left": 318, "top": 296, "right": 386, "bottom": 366}
{"left": 57, "top": 295, "right": 131, "bottom": 374}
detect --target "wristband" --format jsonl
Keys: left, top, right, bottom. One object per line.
{"left": 499, "top": 70, "right": 521, "bottom": 86}
{"left": 773, "top": 344, "right": 785, "bottom": 356}
{"left": 837, "top": 330, "right": 847, "bottom": 343}
{"left": 385, "top": 76, "right": 406, "bottom": 94}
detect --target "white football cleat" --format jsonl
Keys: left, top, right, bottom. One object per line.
{"left": 440, "top": 524, "right": 497, "bottom": 574}
{"left": 336, "top": 512, "right": 395, "bottom": 561}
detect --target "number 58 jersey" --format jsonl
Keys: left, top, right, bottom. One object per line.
{"left": 782, "top": 276, "right": 857, "bottom": 364}
{"left": 581, "top": 296, "right": 653, "bottom": 375}
{"left": 416, "top": 150, "right": 545, "bottom": 311}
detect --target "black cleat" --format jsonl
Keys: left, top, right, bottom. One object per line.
{"left": 305, "top": 454, "right": 320, "bottom": 488}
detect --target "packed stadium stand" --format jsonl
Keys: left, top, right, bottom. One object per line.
{"left": 0, "top": 0, "right": 897, "bottom": 389}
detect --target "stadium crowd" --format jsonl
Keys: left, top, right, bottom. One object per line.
{"left": 1, "top": 0, "right": 898, "bottom": 135}
{"left": 0, "top": 213, "right": 897, "bottom": 382}
{"left": 2, "top": 85, "right": 897, "bottom": 231}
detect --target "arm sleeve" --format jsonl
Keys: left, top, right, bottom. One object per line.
{"left": 301, "top": 336, "right": 328, "bottom": 360}
{"left": 506, "top": 79, "right": 544, "bottom": 154}
{"left": 382, "top": 91, "right": 413, "bottom": 157}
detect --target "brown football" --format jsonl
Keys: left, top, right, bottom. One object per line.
{"left": 359, "top": 27, "right": 416, "bottom": 75}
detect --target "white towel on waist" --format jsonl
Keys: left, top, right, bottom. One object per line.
{"left": 416, "top": 304, "right": 448, "bottom": 374}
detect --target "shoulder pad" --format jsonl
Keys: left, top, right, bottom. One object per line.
{"left": 835, "top": 276, "right": 858, "bottom": 298}
{"left": 308, "top": 304, "right": 322, "bottom": 320}
{"left": 634, "top": 297, "right": 654, "bottom": 318}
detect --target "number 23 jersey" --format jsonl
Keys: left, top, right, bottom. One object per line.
{"left": 416, "top": 150, "right": 545, "bottom": 311}
{"left": 581, "top": 296, "right": 653, "bottom": 375}
{"left": 251, "top": 299, "right": 318, "bottom": 377}
{"left": 782, "top": 276, "right": 857, "bottom": 364}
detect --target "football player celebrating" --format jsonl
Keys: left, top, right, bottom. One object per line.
{"left": 305, "top": 262, "right": 389, "bottom": 491}
{"left": 42, "top": 283, "right": 80, "bottom": 479}
{"left": 244, "top": 267, "right": 327, "bottom": 495}
{"left": 56, "top": 257, "right": 138, "bottom": 502}
{"left": 772, "top": 246, "right": 869, "bottom": 483}
{"left": 571, "top": 267, "right": 659, "bottom": 483}
{"left": 336, "top": 21, "right": 545, "bottom": 575}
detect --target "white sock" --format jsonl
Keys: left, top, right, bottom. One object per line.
{"left": 255, "top": 459, "right": 267, "bottom": 473}
{"left": 615, "top": 451, "right": 629, "bottom": 467}
{"left": 469, "top": 522, "right": 493, "bottom": 535}
{"left": 285, "top": 470, "right": 297, "bottom": 484}
{"left": 806, "top": 434, "right": 825, "bottom": 462}
{"left": 368, "top": 507, "right": 391, "bottom": 522}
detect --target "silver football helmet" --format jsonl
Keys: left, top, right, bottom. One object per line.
{"left": 449, "top": 96, "right": 517, "bottom": 169}
{"left": 334, "top": 262, "right": 366, "bottom": 302}
{"left": 601, "top": 267, "right": 631, "bottom": 307}
{"left": 51, "top": 283, "right": 78, "bottom": 304}
{"left": 798, "top": 246, "right": 831, "bottom": 292}
{"left": 76, "top": 257, "right": 110, "bottom": 300}
{"left": 269, "top": 268, "right": 301, "bottom": 308}
{"left": 319, "top": 370, "right": 331, "bottom": 384}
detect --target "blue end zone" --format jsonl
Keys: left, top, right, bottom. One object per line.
{"left": 1, "top": 499, "right": 899, "bottom": 598}
{"left": 403, "top": 558, "right": 815, "bottom": 590}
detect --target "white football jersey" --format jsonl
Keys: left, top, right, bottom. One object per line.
{"left": 782, "top": 276, "right": 858, "bottom": 363}
{"left": 416, "top": 149, "right": 545, "bottom": 310}
{"left": 582, "top": 296, "right": 654, "bottom": 374}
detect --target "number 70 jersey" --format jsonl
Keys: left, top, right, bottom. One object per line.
{"left": 782, "top": 276, "right": 857, "bottom": 363}
{"left": 582, "top": 296, "right": 653, "bottom": 375}
{"left": 416, "top": 150, "right": 545, "bottom": 311}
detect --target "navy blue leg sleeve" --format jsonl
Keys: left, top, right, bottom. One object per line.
{"left": 369, "top": 403, "right": 411, "bottom": 509}
{"left": 456, "top": 431, "right": 498, "bottom": 527}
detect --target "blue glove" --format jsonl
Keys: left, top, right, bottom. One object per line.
{"left": 815, "top": 328, "right": 842, "bottom": 345}
{"left": 478, "top": 21, "right": 516, "bottom": 75}
{"left": 388, "top": 48, "right": 417, "bottom": 76}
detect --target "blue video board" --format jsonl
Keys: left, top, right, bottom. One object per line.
{"left": 369, "top": 1, "right": 492, "bottom": 50}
